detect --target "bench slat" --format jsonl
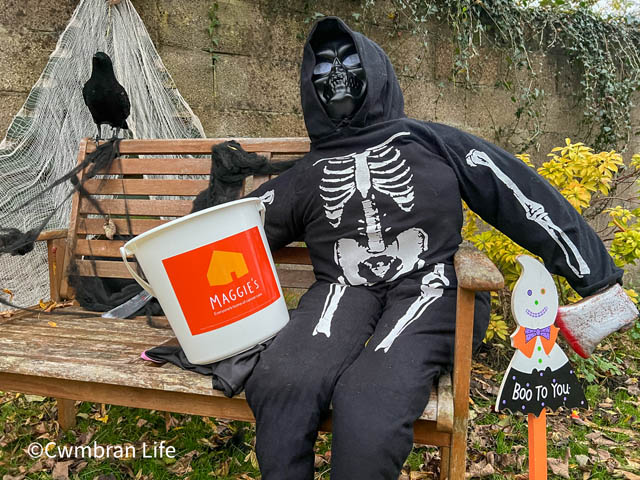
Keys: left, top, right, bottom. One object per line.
{"left": 79, "top": 198, "right": 193, "bottom": 216}
{"left": 75, "top": 239, "right": 312, "bottom": 265}
{"left": 88, "top": 138, "right": 311, "bottom": 155}
{"left": 78, "top": 218, "right": 169, "bottom": 235}
{"left": 0, "top": 306, "right": 162, "bottom": 330}
{"left": 82, "top": 179, "right": 209, "bottom": 196}
{"left": 73, "top": 259, "right": 316, "bottom": 288}
{"left": 103, "top": 157, "right": 211, "bottom": 175}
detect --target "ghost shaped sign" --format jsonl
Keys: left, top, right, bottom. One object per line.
{"left": 496, "top": 255, "right": 587, "bottom": 415}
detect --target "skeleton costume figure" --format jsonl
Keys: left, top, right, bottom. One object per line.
{"left": 244, "top": 17, "right": 623, "bottom": 480}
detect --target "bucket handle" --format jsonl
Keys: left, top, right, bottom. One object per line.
{"left": 120, "top": 246, "right": 156, "bottom": 297}
{"left": 258, "top": 200, "right": 266, "bottom": 224}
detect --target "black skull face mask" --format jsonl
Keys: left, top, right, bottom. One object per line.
{"left": 312, "top": 33, "right": 367, "bottom": 122}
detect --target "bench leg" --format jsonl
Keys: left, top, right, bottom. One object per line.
{"left": 440, "top": 446, "right": 450, "bottom": 479}
{"left": 449, "top": 426, "right": 468, "bottom": 480}
{"left": 56, "top": 398, "right": 76, "bottom": 430}
{"left": 449, "top": 287, "right": 476, "bottom": 480}
{"left": 440, "top": 447, "right": 451, "bottom": 480}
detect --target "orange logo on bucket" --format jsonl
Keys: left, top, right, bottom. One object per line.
{"left": 162, "top": 226, "right": 280, "bottom": 335}
{"left": 207, "top": 251, "right": 249, "bottom": 286}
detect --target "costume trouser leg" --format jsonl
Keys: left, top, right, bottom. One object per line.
{"left": 329, "top": 270, "right": 490, "bottom": 480}
{"left": 245, "top": 271, "right": 489, "bottom": 480}
{"left": 245, "top": 281, "right": 385, "bottom": 480}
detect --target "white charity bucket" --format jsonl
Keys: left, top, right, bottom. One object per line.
{"left": 120, "top": 197, "right": 290, "bottom": 364}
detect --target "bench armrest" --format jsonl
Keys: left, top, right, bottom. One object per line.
{"left": 449, "top": 245, "right": 504, "bottom": 469}
{"left": 36, "top": 230, "right": 68, "bottom": 302}
{"left": 36, "top": 230, "right": 68, "bottom": 241}
{"left": 454, "top": 246, "right": 504, "bottom": 291}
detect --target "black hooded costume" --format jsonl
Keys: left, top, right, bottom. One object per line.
{"left": 243, "top": 17, "right": 622, "bottom": 479}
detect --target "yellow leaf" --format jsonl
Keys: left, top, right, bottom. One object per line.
{"left": 47, "top": 321, "right": 57, "bottom": 327}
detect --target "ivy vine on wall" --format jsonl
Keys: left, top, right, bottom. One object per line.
{"left": 381, "top": 0, "right": 640, "bottom": 153}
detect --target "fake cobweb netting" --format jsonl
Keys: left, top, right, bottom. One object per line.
{"left": 0, "top": 0, "right": 205, "bottom": 310}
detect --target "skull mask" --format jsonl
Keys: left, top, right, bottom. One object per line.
{"left": 311, "top": 31, "right": 367, "bottom": 122}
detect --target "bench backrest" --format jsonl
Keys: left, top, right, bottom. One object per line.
{"left": 59, "top": 138, "right": 313, "bottom": 300}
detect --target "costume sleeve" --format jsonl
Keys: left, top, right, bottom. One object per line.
{"left": 426, "top": 122, "right": 623, "bottom": 297}
{"left": 245, "top": 164, "right": 306, "bottom": 252}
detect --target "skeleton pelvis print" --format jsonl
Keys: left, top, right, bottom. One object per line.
{"left": 314, "top": 131, "right": 428, "bottom": 285}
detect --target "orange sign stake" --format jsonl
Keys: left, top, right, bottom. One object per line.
{"left": 527, "top": 408, "right": 547, "bottom": 480}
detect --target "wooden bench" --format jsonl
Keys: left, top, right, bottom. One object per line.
{"left": 0, "top": 138, "right": 503, "bottom": 480}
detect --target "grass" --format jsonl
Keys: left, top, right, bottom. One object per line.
{"left": 0, "top": 333, "right": 638, "bottom": 479}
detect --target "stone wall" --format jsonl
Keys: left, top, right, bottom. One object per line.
{"left": 0, "top": 0, "right": 637, "bottom": 159}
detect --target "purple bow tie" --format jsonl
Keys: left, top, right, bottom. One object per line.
{"left": 524, "top": 326, "right": 551, "bottom": 343}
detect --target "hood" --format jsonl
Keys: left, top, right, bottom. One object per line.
{"left": 300, "top": 17, "right": 405, "bottom": 144}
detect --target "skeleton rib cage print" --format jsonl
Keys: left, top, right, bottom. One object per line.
{"left": 314, "top": 131, "right": 414, "bottom": 228}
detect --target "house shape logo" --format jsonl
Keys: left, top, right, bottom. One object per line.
{"left": 207, "top": 250, "right": 249, "bottom": 286}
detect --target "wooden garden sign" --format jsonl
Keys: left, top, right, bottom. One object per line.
{"left": 495, "top": 255, "right": 587, "bottom": 480}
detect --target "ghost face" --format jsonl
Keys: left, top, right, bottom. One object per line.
{"left": 511, "top": 256, "right": 558, "bottom": 329}
{"left": 312, "top": 33, "right": 367, "bottom": 122}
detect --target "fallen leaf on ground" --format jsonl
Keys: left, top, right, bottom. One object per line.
{"left": 597, "top": 449, "right": 611, "bottom": 462}
{"left": 575, "top": 454, "right": 589, "bottom": 467}
{"left": 586, "top": 431, "right": 616, "bottom": 446}
{"left": 24, "top": 395, "right": 46, "bottom": 402}
{"left": 51, "top": 460, "right": 73, "bottom": 480}
{"left": 548, "top": 453, "right": 570, "bottom": 479}
{"left": 169, "top": 450, "right": 198, "bottom": 475}
{"left": 580, "top": 418, "right": 639, "bottom": 438}
{"left": 465, "top": 460, "right": 495, "bottom": 478}
{"left": 72, "top": 461, "right": 87, "bottom": 474}
{"left": 614, "top": 470, "right": 640, "bottom": 480}
{"left": 26, "top": 461, "right": 44, "bottom": 474}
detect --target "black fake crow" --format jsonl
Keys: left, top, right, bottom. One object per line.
{"left": 83, "top": 52, "right": 130, "bottom": 141}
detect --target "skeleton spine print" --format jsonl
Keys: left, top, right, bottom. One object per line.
{"left": 314, "top": 132, "right": 428, "bottom": 285}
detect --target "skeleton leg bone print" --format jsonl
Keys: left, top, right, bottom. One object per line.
{"left": 313, "top": 283, "right": 348, "bottom": 338}
{"left": 465, "top": 149, "right": 590, "bottom": 278}
{"left": 375, "top": 263, "right": 450, "bottom": 353}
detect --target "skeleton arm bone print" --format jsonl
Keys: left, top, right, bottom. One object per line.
{"left": 423, "top": 120, "right": 622, "bottom": 296}
{"left": 465, "top": 149, "right": 590, "bottom": 279}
